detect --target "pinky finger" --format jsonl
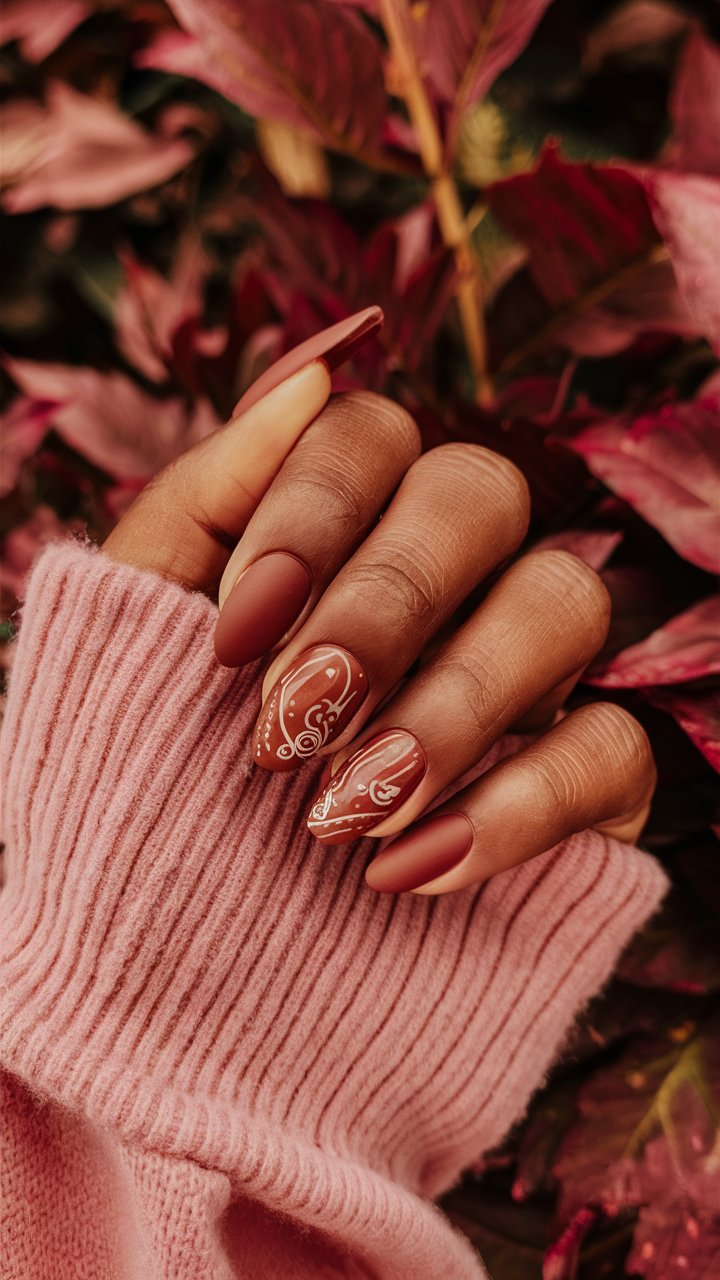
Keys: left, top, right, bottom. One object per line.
{"left": 365, "top": 702, "right": 656, "bottom": 895}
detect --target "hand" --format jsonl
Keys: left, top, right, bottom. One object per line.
{"left": 104, "top": 309, "right": 656, "bottom": 895}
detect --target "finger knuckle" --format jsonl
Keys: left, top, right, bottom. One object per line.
{"left": 523, "top": 550, "right": 610, "bottom": 637}
{"left": 341, "top": 555, "right": 438, "bottom": 622}
{"left": 581, "top": 701, "right": 653, "bottom": 769}
{"left": 332, "top": 391, "right": 422, "bottom": 460}
{"left": 432, "top": 653, "right": 506, "bottom": 739}
{"left": 418, "top": 442, "right": 530, "bottom": 515}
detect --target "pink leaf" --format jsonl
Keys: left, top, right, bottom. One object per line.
{"left": 1, "top": 83, "right": 195, "bottom": 213}
{"left": 161, "top": 0, "right": 386, "bottom": 153}
{"left": 589, "top": 596, "right": 720, "bottom": 688}
{"left": 0, "top": 397, "right": 57, "bottom": 497}
{"left": 666, "top": 26, "right": 720, "bottom": 177}
{"left": 648, "top": 689, "right": 720, "bottom": 771}
{"left": 644, "top": 171, "right": 720, "bottom": 354}
{"left": 571, "top": 389, "right": 720, "bottom": 574}
{"left": 420, "top": 0, "right": 555, "bottom": 110}
{"left": 2, "top": 357, "right": 219, "bottom": 482}
{"left": 0, "top": 0, "right": 92, "bottom": 63}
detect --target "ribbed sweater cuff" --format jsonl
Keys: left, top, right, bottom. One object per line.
{"left": 1, "top": 540, "right": 668, "bottom": 1280}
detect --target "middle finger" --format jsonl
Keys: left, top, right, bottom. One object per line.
{"left": 253, "top": 443, "right": 530, "bottom": 770}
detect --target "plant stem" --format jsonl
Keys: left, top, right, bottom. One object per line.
{"left": 378, "top": 0, "right": 493, "bottom": 406}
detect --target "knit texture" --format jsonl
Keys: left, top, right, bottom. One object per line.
{"left": 0, "top": 540, "right": 668, "bottom": 1280}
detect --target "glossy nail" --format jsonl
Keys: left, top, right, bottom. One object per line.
{"left": 365, "top": 813, "right": 474, "bottom": 893}
{"left": 234, "top": 306, "right": 383, "bottom": 415}
{"left": 253, "top": 644, "right": 368, "bottom": 772}
{"left": 214, "top": 552, "right": 311, "bottom": 668}
{"left": 307, "top": 729, "right": 427, "bottom": 844}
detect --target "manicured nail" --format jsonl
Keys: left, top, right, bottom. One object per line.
{"left": 214, "top": 552, "right": 312, "bottom": 668}
{"left": 365, "top": 813, "right": 474, "bottom": 893}
{"left": 307, "top": 729, "right": 427, "bottom": 844}
{"left": 253, "top": 644, "right": 368, "bottom": 772}
{"left": 234, "top": 306, "right": 383, "bottom": 414}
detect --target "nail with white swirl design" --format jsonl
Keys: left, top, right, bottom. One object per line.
{"left": 253, "top": 644, "right": 368, "bottom": 772}
{"left": 307, "top": 729, "right": 427, "bottom": 843}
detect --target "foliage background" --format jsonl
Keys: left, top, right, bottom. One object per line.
{"left": 1, "top": 0, "right": 719, "bottom": 1275}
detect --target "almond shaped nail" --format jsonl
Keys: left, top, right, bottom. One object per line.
{"left": 254, "top": 645, "right": 368, "bottom": 772}
{"left": 307, "top": 729, "right": 427, "bottom": 844}
{"left": 365, "top": 813, "right": 474, "bottom": 893}
{"left": 234, "top": 306, "right": 383, "bottom": 415}
{"left": 214, "top": 552, "right": 311, "bottom": 668}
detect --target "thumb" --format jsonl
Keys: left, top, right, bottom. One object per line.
{"left": 102, "top": 307, "right": 383, "bottom": 594}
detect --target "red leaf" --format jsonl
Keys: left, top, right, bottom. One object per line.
{"left": 648, "top": 689, "right": 720, "bottom": 772}
{"left": 666, "top": 26, "right": 720, "bottom": 177}
{"left": 162, "top": 0, "right": 386, "bottom": 154}
{"left": 2, "top": 357, "right": 219, "bottom": 482}
{"left": 584, "top": 1, "right": 690, "bottom": 71}
{"left": 644, "top": 171, "right": 720, "bottom": 355}
{"left": 486, "top": 146, "right": 695, "bottom": 366}
{"left": 589, "top": 596, "right": 720, "bottom": 688}
{"left": 0, "top": 0, "right": 92, "bottom": 62}
{"left": 1, "top": 83, "right": 195, "bottom": 213}
{"left": 420, "top": 0, "right": 555, "bottom": 111}
{"left": 571, "top": 389, "right": 720, "bottom": 574}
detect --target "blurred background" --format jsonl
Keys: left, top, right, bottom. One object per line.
{"left": 1, "top": 1, "right": 719, "bottom": 1275}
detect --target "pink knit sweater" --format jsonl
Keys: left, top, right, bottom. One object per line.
{"left": 1, "top": 541, "right": 667, "bottom": 1280}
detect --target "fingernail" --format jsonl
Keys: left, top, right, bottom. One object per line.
{"left": 307, "top": 729, "right": 427, "bottom": 844}
{"left": 214, "top": 552, "right": 312, "bottom": 668}
{"left": 234, "top": 306, "right": 383, "bottom": 415}
{"left": 365, "top": 813, "right": 474, "bottom": 893}
{"left": 253, "top": 645, "right": 368, "bottom": 772}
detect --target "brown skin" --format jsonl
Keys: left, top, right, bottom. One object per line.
{"left": 105, "top": 374, "right": 656, "bottom": 896}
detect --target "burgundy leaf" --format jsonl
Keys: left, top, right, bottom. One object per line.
{"left": 114, "top": 237, "right": 211, "bottom": 383}
{"left": 628, "top": 1199, "right": 720, "bottom": 1280}
{"left": 162, "top": 0, "right": 386, "bottom": 154}
{"left": 0, "top": 397, "right": 57, "bottom": 497}
{"left": 0, "top": 0, "right": 92, "bottom": 62}
{"left": 644, "top": 171, "right": 720, "bottom": 354}
{"left": 554, "top": 1024, "right": 719, "bottom": 1220}
{"left": 589, "top": 596, "right": 720, "bottom": 688}
{"left": 648, "top": 689, "right": 720, "bottom": 772}
{"left": 571, "top": 389, "right": 720, "bottom": 574}
{"left": 486, "top": 146, "right": 695, "bottom": 367}
{"left": 1, "top": 84, "right": 195, "bottom": 213}
{"left": 420, "top": 0, "right": 555, "bottom": 111}
{"left": 666, "top": 26, "right": 720, "bottom": 177}
{"left": 2, "top": 357, "right": 219, "bottom": 481}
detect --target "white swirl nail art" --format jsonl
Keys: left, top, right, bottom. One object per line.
{"left": 307, "top": 730, "right": 426, "bottom": 840}
{"left": 256, "top": 646, "right": 365, "bottom": 762}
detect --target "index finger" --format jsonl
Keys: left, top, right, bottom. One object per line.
{"left": 103, "top": 307, "right": 383, "bottom": 593}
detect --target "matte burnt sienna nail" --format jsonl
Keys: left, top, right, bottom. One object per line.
{"left": 214, "top": 552, "right": 311, "bottom": 668}
{"left": 365, "top": 813, "right": 474, "bottom": 893}
{"left": 307, "top": 729, "right": 427, "bottom": 844}
{"left": 234, "top": 306, "right": 384, "bottom": 414}
{"left": 254, "top": 645, "right": 368, "bottom": 772}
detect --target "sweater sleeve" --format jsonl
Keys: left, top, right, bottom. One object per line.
{"left": 0, "top": 540, "right": 668, "bottom": 1280}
